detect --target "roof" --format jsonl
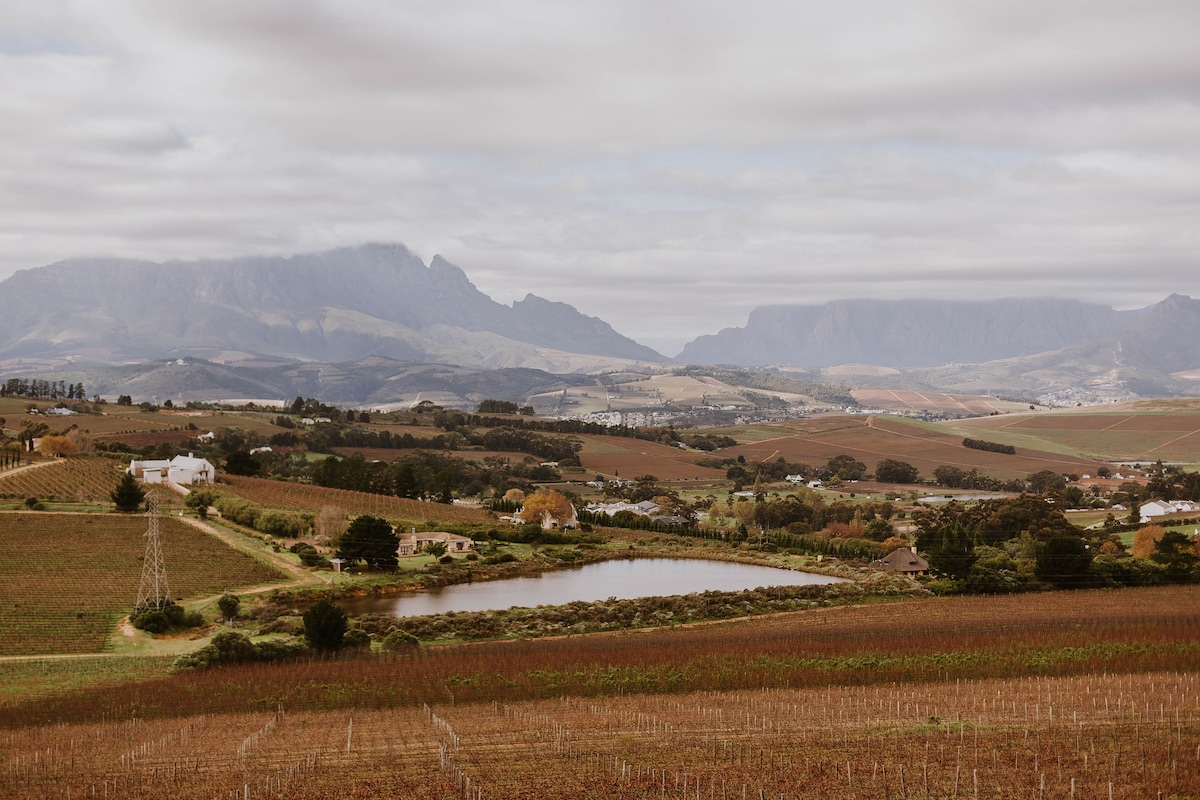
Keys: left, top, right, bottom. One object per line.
{"left": 870, "top": 548, "right": 930, "bottom": 573}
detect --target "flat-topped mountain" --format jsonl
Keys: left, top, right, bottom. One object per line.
{"left": 677, "top": 297, "right": 1145, "bottom": 368}
{"left": 0, "top": 244, "right": 665, "bottom": 371}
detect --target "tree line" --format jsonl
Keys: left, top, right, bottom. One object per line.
{"left": 1, "top": 379, "right": 87, "bottom": 400}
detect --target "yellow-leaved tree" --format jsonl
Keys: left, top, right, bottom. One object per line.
{"left": 520, "top": 489, "right": 575, "bottom": 528}
{"left": 1131, "top": 524, "right": 1165, "bottom": 558}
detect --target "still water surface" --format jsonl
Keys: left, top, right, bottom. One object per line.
{"left": 341, "top": 558, "right": 846, "bottom": 618}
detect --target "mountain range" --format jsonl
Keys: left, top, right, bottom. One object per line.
{"left": 0, "top": 243, "right": 663, "bottom": 372}
{"left": 2, "top": 243, "right": 1199, "bottom": 403}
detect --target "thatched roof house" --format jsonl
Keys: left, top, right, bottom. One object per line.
{"left": 869, "top": 547, "right": 929, "bottom": 575}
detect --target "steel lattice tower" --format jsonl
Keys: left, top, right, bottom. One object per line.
{"left": 135, "top": 493, "right": 170, "bottom": 611}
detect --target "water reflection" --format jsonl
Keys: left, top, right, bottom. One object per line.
{"left": 341, "top": 558, "right": 846, "bottom": 617}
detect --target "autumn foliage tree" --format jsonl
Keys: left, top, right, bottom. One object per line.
{"left": 520, "top": 489, "right": 575, "bottom": 528}
{"left": 36, "top": 435, "right": 76, "bottom": 457}
{"left": 1131, "top": 524, "right": 1166, "bottom": 558}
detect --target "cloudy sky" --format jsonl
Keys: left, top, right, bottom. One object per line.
{"left": 3, "top": 1, "right": 1198, "bottom": 355}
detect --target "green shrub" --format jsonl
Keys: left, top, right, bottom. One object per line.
{"left": 132, "top": 609, "right": 171, "bottom": 633}
{"left": 381, "top": 630, "right": 420, "bottom": 651}
{"left": 343, "top": 629, "right": 372, "bottom": 650}
{"left": 256, "top": 510, "right": 306, "bottom": 538}
{"left": 132, "top": 600, "right": 203, "bottom": 634}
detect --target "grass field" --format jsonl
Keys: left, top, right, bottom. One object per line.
{"left": 0, "top": 512, "right": 286, "bottom": 656}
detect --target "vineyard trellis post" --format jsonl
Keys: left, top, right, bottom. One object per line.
{"left": 135, "top": 492, "right": 170, "bottom": 610}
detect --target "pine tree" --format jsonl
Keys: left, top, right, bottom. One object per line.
{"left": 111, "top": 473, "right": 147, "bottom": 513}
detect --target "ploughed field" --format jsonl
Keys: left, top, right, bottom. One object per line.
{"left": 2, "top": 586, "right": 1197, "bottom": 799}
{"left": 0, "top": 513, "right": 284, "bottom": 656}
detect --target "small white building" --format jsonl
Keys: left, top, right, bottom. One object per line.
{"left": 128, "top": 459, "right": 171, "bottom": 483}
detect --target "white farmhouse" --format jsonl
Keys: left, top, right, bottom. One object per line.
{"left": 128, "top": 453, "right": 215, "bottom": 485}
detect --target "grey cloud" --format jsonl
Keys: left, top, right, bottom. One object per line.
{"left": 1, "top": 1, "right": 1198, "bottom": 355}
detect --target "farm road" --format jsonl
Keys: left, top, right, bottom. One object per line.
{"left": 176, "top": 514, "right": 332, "bottom": 596}
{"left": 0, "top": 457, "right": 60, "bottom": 479}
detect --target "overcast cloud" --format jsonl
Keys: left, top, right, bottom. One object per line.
{"left": 2, "top": 1, "right": 1198, "bottom": 354}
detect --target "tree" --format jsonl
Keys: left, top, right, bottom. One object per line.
{"left": 1150, "top": 531, "right": 1199, "bottom": 582}
{"left": 224, "top": 450, "right": 261, "bottom": 476}
{"left": 875, "top": 459, "right": 919, "bottom": 484}
{"left": 336, "top": 514, "right": 398, "bottom": 570}
{"left": 36, "top": 435, "right": 76, "bottom": 457}
{"left": 520, "top": 489, "right": 575, "bottom": 528}
{"left": 1035, "top": 535, "right": 1094, "bottom": 588}
{"left": 862, "top": 518, "right": 894, "bottom": 541}
{"left": 110, "top": 473, "right": 146, "bottom": 513}
{"left": 827, "top": 454, "right": 867, "bottom": 481}
{"left": 217, "top": 593, "right": 240, "bottom": 624}
{"left": 1026, "top": 470, "right": 1067, "bottom": 495}
{"left": 1131, "top": 524, "right": 1166, "bottom": 558}
{"left": 915, "top": 523, "right": 977, "bottom": 580}
{"left": 303, "top": 599, "right": 347, "bottom": 653}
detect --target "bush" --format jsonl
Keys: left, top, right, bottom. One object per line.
{"left": 132, "top": 609, "right": 171, "bottom": 633}
{"left": 343, "top": 629, "right": 372, "bottom": 650}
{"left": 381, "top": 630, "right": 420, "bottom": 651}
{"left": 256, "top": 510, "right": 306, "bottom": 538}
{"left": 172, "top": 632, "right": 311, "bottom": 670}
{"left": 132, "top": 600, "right": 203, "bottom": 634}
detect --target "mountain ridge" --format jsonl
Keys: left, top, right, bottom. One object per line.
{"left": 677, "top": 297, "right": 1146, "bottom": 368}
{"left": 0, "top": 244, "right": 665, "bottom": 369}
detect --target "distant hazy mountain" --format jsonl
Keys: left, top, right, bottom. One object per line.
{"left": 678, "top": 298, "right": 1144, "bottom": 368}
{"left": 0, "top": 244, "right": 664, "bottom": 371}
{"left": 43, "top": 356, "right": 595, "bottom": 409}
{"left": 901, "top": 294, "right": 1200, "bottom": 399}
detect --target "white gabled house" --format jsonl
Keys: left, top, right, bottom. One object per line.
{"left": 128, "top": 453, "right": 215, "bottom": 485}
